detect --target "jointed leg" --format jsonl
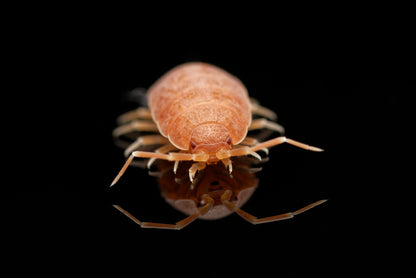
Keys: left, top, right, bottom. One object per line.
{"left": 146, "top": 143, "right": 177, "bottom": 168}
{"left": 221, "top": 190, "right": 327, "bottom": 224}
{"left": 189, "top": 162, "right": 207, "bottom": 185}
{"left": 113, "top": 195, "right": 213, "bottom": 230}
{"left": 249, "top": 136, "right": 323, "bottom": 153}
{"left": 217, "top": 136, "right": 323, "bottom": 160}
{"left": 124, "top": 134, "right": 169, "bottom": 157}
{"left": 240, "top": 136, "right": 259, "bottom": 146}
{"left": 113, "top": 120, "right": 159, "bottom": 137}
{"left": 250, "top": 98, "right": 278, "bottom": 120}
{"left": 110, "top": 149, "right": 209, "bottom": 187}
{"left": 221, "top": 158, "right": 233, "bottom": 174}
{"left": 117, "top": 107, "right": 153, "bottom": 124}
{"left": 111, "top": 144, "right": 177, "bottom": 187}
{"left": 240, "top": 136, "right": 269, "bottom": 155}
{"left": 249, "top": 118, "right": 285, "bottom": 135}
{"left": 112, "top": 136, "right": 322, "bottom": 187}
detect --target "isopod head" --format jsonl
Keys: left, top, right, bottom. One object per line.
{"left": 190, "top": 123, "right": 232, "bottom": 155}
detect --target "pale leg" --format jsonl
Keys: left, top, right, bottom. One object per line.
{"left": 111, "top": 143, "right": 176, "bottom": 187}
{"left": 188, "top": 162, "right": 207, "bottom": 187}
{"left": 112, "top": 195, "right": 214, "bottom": 230}
{"left": 110, "top": 148, "right": 208, "bottom": 187}
{"left": 116, "top": 107, "right": 153, "bottom": 124}
{"left": 240, "top": 136, "right": 259, "bottom": 146}
{"left": 221, "top": 190, "right": 327, "bottom": 224}
{"left": 239, "top": 136, "right": 269, "bottom": 155}
{"left": 217, "top": 136, "right": 323, "bottom": 160}
{"left": 249, "top": 118, "right": 285, "bottom": 135}
{"left": 250, "top": 98, "right": 278, "bottom": 120}
{"left": 249, "top": 136, "right": 323, "bottom": 153}
{"left": 146, "top": 144, "right": 180, "bottom": 168}
{"left": 124, "top": 134, "right": 169, "bottom": 157}
{"left": 112, "top": 119, "right": 159, "bottom": 137}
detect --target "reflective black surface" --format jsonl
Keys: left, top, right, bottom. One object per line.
{"left": 5, "top": 28, "right": 410, "bottom": 277}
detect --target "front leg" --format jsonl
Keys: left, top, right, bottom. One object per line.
{"left": 216, "top": 136, "right": 323, "bottom": 160}
{"left": 110, "top": 150, "right": 210, "bottom": 187}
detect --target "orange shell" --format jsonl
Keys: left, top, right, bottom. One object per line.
{"left": 147, "top": 62, "right": 251, "bottom": 150}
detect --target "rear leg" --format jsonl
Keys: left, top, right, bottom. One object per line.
{"left": 240, "top": 136, "right": 259, "bottom": 146}
{"left": 112, "top": 119, "right": 159, "bottom": 137}
{"left": 117, "top": 107, "right": 153, "bottom": 124}
{"left": 249, "top": 118, "right": 285, "bottom": 135}
{"left": 250, "top": 98, "right": 278, "bottom": 120}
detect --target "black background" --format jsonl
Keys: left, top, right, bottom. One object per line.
{"left": 4, "top": 11, "right": 412, "bottom": 278}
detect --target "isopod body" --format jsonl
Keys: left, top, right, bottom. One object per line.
{"left": 148, "top": 62, "right": 251, "bottom": 155}
{"left": 111, "top": 62, "right": 327, "bottom": 230}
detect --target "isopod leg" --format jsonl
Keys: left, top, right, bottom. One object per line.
{"left": 124, "top": 134, "right": 169, "bottom": 157}
{"left": 223, "top": 136, "right": 323, "bottom": 159}
{"left": 221, "top": 190, "right": 327, "bottom": 225}
{"left": 189, "top": 162, "right": 206, "bottom": 185}
{"left": 250, "top": 98, "right": 278, "bottom": 120}
{"left": 240, "top": 137, "right": 259, "bottom": 146}
{"left": 111, "top": 144, "right": 176, "bottom": 187}
{"left": 110, "top": 150, "right": 206, "bottom": 187}
{"left": 113, "top": 195, "right": 213, "bottom": 230}
{"left": 112, "top": 120, "right": 158, "bottom": 137}
{"left": 250, "top": 137, "right": 323, "bottom": 152}
{"left": 111, "top": 154, "right": 135, "bottom": 187}
{"left": 116, "top": 107, "right": 153, "bottom": 124}
{"left": 249, "top": 118, "right": 285, "bottom": 135}
{"left": 146, "top": 143, "right": 177, "bottom": 168}
{"left": 221, "top": 158, "right": 233, "bottom": 174}
{"left": 240, "top": 136, "right": 269, "bottom": 155}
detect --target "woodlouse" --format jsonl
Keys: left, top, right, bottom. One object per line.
{"left": 111, "top": 62, "right": 326, "bottom": 230}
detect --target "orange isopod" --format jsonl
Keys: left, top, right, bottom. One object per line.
{"left": 111, "top": 62, "right": 326, "bottom": 230}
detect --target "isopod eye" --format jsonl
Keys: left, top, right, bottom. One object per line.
{"left": 226, "top": 136, "right": 232, "bottom": 145}
{"left": 190, "top": 140, "right": 197, "bottom": 149}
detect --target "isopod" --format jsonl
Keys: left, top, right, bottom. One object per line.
{"left": 111, "top": 62, "right": 326, "bottom": 230}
